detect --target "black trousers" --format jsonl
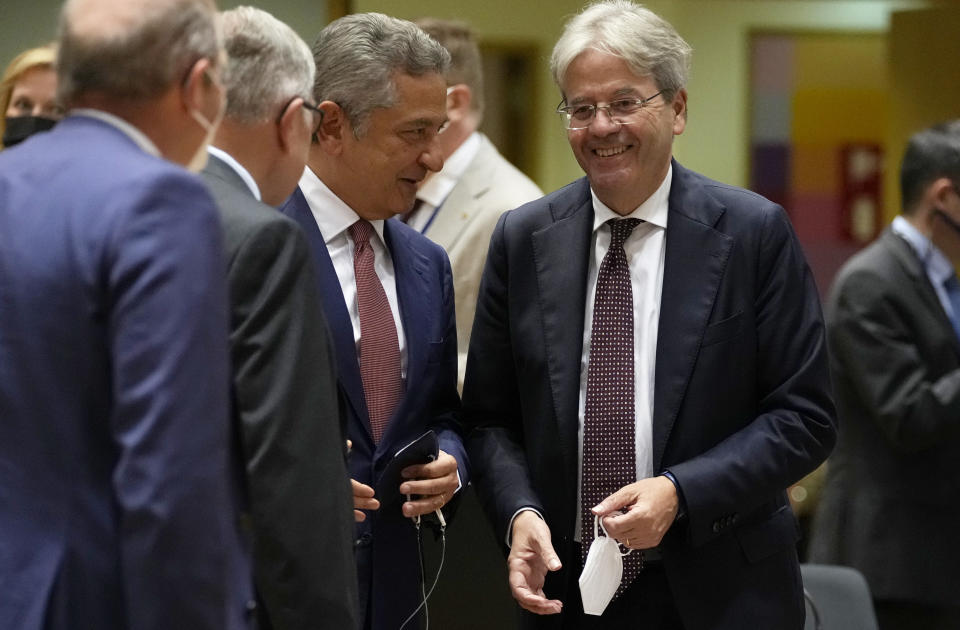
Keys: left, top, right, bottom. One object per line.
{"left": 560, "top": 545, "right": 684, "bottom": 629}
{"left": 874, "top": 599, "right": 960, "bottom": 630}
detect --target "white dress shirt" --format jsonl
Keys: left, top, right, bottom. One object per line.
{"left": 298, "top": 167, "right": 408, "bottom": 377}
{"left": 572, "top": 164, "right": 671, "bottom": 541}
{"left": 508, "top": 165, "right": 672, "bottom": 546}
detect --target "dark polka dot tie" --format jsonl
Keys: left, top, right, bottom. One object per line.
{"left": 581, "top": 217, "right": 643, "bottom": 599}
{"left": 349, "top": 219, "right": 402, "bottom": 443}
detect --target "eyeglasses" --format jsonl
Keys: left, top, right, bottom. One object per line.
{"left": 556, "top": 91, "right": 664, "bottom": 130}
{"left": 277, "top": 97, "right": 324, "bottom": 135}
{"left": 301, "top": 100, "right": 324, "bottom": 135}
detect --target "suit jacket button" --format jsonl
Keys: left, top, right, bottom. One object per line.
{"left": 354, "top": 532, "right": 373, "bottom": 547}
{"left": 712, "top": 522, "right": 721, "bottom": 533}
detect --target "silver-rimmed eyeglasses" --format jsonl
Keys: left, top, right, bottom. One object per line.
{"left": 556, "top": 91, "right": 664, "bottom": 130}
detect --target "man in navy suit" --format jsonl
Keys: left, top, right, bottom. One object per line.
{"left": 202, "top": 7, "right": 357, "bottom": 629}
{"left": 0, "top": 0, "right": 253, "bottom": 629}
{"left": 280, "top": 13, "right": 467, "bottom": 630}
{"left": 463, "top": 2, "right": 836, "bottom": 629}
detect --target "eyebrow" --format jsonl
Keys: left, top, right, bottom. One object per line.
{"left": 567, "top": 86, "right": 642, "bottom": 105}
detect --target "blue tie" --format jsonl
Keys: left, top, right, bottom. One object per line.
{"left": 943, "top": 274, "right": 960, "bottom": 341}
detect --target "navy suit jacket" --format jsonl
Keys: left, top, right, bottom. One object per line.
{"left": 281, "top": 187, "right": 467, "bottom": 629}
{"left": 463, "top": 161, "right": 836, "bottom": 630}
{"left": 0, "top": 115, "right": 252, "bottom": 630}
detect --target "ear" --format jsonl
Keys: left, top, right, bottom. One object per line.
{"left": 929, "top": 177, "right": 955, "bottom": 209}
{"left": 276, "top": 97, "right": 303, "bottom": 153}
{"left": 445, "top": 84, "right": 472, "bottom": 121}
{"left": 314, "top": 100, "right": 347, "bottom": 156}
{"left": 671, "top": 88, "right": 687, "bottom": 135}
{"left": 181, "top": 57, "right": 215, "bottom": 115}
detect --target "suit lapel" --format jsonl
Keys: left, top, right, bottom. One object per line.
{"left": 282, "top": 188, "right": 370, "bottom": 434}
{"left": 652, "top": 163, "right": 734, "bottom": 470}
{"left": 883, "top": 228, "right": 960, "bottom": 357}
{"left": 531, "top": 179, "right": 593, "bottom": 491}
{"left": 425, "top": 141, "right": 495, "bottom": 250}
{"left": 380, "top": 222, "right": 432, "bottom": 447}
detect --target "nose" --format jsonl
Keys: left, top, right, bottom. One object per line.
{"left": 588, "top": 107, "right": 621, "bottom": 135}
{"left": 419, "top": 139, "right": 444, "bottom": 174}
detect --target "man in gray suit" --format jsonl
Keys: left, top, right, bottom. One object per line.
{"left": 200, "top": 7, "right": 357, "bottom": 629}
{"left": 408, "top": 18, "right": 543, "bottom": 390}
{"left": 809, "top": 120, "right": 960, "bottom": 630}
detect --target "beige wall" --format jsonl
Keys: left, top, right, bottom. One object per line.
{"left": 5, "top": 0, "right": 944, "bottom": 196}
{"left": 354, "top": 0, "right": 929, "bottom": 193}
{"left": 0, "top": 1, "right": 331, "bottom": 89}
{"left": 886, "top": 7, "right": 960, "bottom": 222}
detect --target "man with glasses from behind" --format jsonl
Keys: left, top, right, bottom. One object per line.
{"left": 463, "top": 1, "right": 836, "bottom": 628}
{"left": 201, "top": 7, "right": 358, "bottom": 630}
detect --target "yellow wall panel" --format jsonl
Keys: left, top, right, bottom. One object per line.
{"left": 792, "top": 88, "right": 886, "bottom": 144}
{"left": 794, "top": 35, "right": 887, "bottom": 90}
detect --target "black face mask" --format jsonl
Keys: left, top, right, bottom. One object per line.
{"left": 2, "top": 115, "right": 58, "bottom": 148}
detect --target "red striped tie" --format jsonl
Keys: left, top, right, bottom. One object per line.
{"left": 349, "top": 220, "right": 403, "bottom": 442}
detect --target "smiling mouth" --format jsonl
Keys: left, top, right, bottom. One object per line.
{"left": 594, "top": 145, "right": 629, "bottom": 157}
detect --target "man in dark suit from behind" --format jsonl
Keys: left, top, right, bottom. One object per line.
{"left": 809, "top": 121, "right": 960, "bottom": 630}
{"left": 0, "top": 0, "right": 253, "bottom": 629}
{"left": 200, "top": 7, "right": 357, "bottom": 629}
{"left": 463, "top": 1, "right": 836, "bottom": 628}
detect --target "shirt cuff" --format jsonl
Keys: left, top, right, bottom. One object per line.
{"left": 506, "top": 507, "right": 544, "bottom": 548}
{"left": 661, "top": 470, "right": 687, "bottom": 521}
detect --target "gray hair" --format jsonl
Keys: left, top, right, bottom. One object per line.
{"left": 57, "top": 0, "right": 221, "bottom": 105}
{"left": 550, "top": 0, "right": 691, "bottom": 98}
{"left": 311, "top": 12, "right": 450, "bottom": 137}
{"left": 218, "top": 6, "right": 315, "bottom": 124}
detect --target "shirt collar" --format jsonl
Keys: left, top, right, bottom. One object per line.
{"left": 892, "top": 214, "right": 954, "bottom": 283}
{"left": 207, "top": 146, "right": 261, "bottom": 201}
{"left": 299, "top": 166, "right": 387, "bottom": 246}
{"left": 71, "top": 109, "right": 160, "bottom": 157}
{"left": 417, "top": 131, "right": 482, "bottom": 208}
{"left": 590, "top": 163, "right": 672, "bottom": 232}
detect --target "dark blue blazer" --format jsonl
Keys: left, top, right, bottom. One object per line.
{"left": 0, "top": 116, "right": 252, "bottom": 629}
{"left": 281, "top": 188, "right": 467, "bottom": 629}
{"left": 463, "top": 161, "right": 837, "bottom": 630}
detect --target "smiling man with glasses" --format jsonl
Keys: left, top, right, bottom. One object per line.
{"left": 200, "top": 7, "right": 358, "bottom": 630}
{"left": 462, "top": 1, "right": 836, "bottom": 628}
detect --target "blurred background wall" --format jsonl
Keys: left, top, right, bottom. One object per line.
{"left": 3, "top": 0, "right": 959, "bottom": 626}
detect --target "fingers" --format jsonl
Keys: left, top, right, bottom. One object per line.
{"left": 398, "top": 451, "right": 459, "bottom": 517}
{"left": 354, "top": 509, "right": 366, "bottom": 523}
{"left": 508, "top": 577, "right": 563, "bottom": 615}
{"left": 402, "top": 491, "right": 451, "bottom": 518}
{"left": 591, "top": 481, "right": 639, "bottom": 517}
{"left": 507, "top": 532, "right": 563, "bottom": 615}
{"left": 351, "top": 478, "right": 379, "bottom": 513}
{"left": 400, "top": 450, "right": 458, "bottom": 484}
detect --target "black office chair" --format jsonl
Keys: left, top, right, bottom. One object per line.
{"left": 802, "top": 563, "right": 879, "bottom": 630}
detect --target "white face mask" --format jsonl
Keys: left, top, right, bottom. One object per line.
{"left": 578, "top": 515, "right": 630, "bottom": 616}
{"left": 185, "top": 72, "right": 225, "bottom": 173}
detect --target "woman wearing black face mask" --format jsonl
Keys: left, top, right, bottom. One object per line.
{"left": 1, "top": 44, "right": 63, "bottom": 149}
